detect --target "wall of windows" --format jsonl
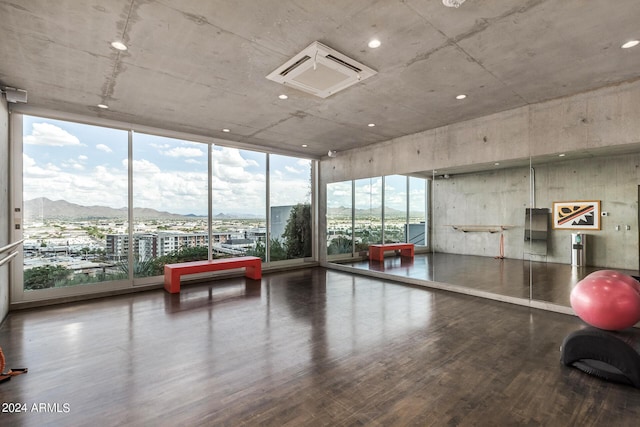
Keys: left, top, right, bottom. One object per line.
{"left": 12, "top": 114, "right": 314, "bottom": 301}
{"left": 326, "top": 175, "right": 429, "bottom": 258}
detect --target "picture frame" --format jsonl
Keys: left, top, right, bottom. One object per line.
{"left": 552, "top": 200, "right": 601, "bottom": 230}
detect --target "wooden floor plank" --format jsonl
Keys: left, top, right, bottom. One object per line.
{"left": 1, "top": 267, "right": 639, "bottom": 426}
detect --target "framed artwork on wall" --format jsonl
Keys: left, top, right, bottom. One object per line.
{"left": 552, "top": 200, "right": 601, "bottom": 230}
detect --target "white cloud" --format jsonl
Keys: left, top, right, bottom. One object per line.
{"left": 78, "top": 155, "right": 88, "bottom": 161}
{"left": 23, "top": 160, "right": 128, "bottom": 209}
{"left": 162, "top": 146, "right": 204, "bottom": 158}
{"left": 285, "top": 166, "right": 301, "bottom": 174}
{"left": 23, "top": 138, "right": 311, "bottom": 216}
{"left": 211, "top": 148, "right": 261, "bottom": 184}
{"left": 215, "top": 147, "right": 259, "bottom": 168}
{"left": 24, "top": 122, "right": 83, "bottom": 147}
{"left": 149, "top": 142, "right": 171, "bottom": 150}
{"left": 96, "top": 144, "right": 112, "bottom": 153}
{"left": 129, "top": 159, "right": 161, "bottom": 174}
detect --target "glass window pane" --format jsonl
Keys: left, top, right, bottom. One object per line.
{"left": 212, "top": 147, "right": 266, "bottom": 260}
{"left": 327, "top": 181, "right": 353, "bottom": 255}
{"left": 269, "top": 154, "right": 312, "bottom": 261}
{"left": 409, "top": 176, "right": 427, "bottom": 246}
{"left": 22, "top": 116, "right": 128, "bottom": 290}
{"left": 131, "top": 133, "right": 209, "bottom": 278}
{"left": 384, "top": 175, "right": 407, "bottom": 243}
{"left": 354, "top": 177, "right": 382, "bottom": 250}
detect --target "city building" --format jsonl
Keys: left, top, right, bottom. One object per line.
{"left": 2, "top": 1, "right": 640, "bottom": 424}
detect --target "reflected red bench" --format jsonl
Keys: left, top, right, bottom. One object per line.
{"left": 164, "top": 256, "right": 262, "bottom": 294}
{"left": 368, "top": 243, "right": 415, "bottom": 262}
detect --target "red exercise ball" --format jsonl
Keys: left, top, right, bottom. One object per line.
{"left": 570, "top": 272, "right": 640, "bottom": 331}
{"left": 587, "top": 270, "right": 640, "bottom": 292}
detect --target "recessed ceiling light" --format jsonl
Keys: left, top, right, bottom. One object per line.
{"left": 368, "top": 39, "right": 381, "bottom": 49}
{"left": 456, "top": 94, "right": 467, "bottom": 100}
{"left": 111, "top": 41, "right": 127, "bottom": 51}
{"left": 301, "top": 144, "right": 308, "bottom": 148}
{"left": 494, "top": 162, "right": 500, "bottom": 166}
{"left": 368, "top": 123, "right": 375, "bottom": 127}
{"left": 222, "top": 128, "right": 230, "bottom": 133}
{"left": 97, "top": 104, "right": 109, "bottom": 109}
{"left": 622, "top": 40, "right": 639, "bottom": 49}
{"left": 278, "top": 94, "right": 288, "bottom": 100}
{"left": 559, "top": 153, "right": 566, "bottom": 157}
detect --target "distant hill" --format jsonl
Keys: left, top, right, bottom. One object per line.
{"left": 328, "top": 206, "right": 422, "bottom": 218}
{"left": 23, "top": 197, "right": 191, "bottom": 220}
{"left": 24, "top": 198, "right": 264, "bottom": 221}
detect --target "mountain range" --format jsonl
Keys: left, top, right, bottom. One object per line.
{"left": 23, "top": 198, "right": 260, "bottom": 221}
{"left": 23, "top": 198, "right": 416, "bottom": 221}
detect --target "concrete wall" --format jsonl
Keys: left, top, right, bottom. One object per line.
{"left": 0, "top": 96, "right": 9, "bottom": 322}
{"left": 320, "top": 79, "right": 640, "bottom": 269}
{"left": 322, "top": 80, "right": 640, "bottom": 183}
{"left": 533, "top": 153, "right": 639, "bottom": 269}
{"left": 432, "top": 167, "right": 530, "bottom": 259}
{"left": 431, "top": 153, "right": 639, "bottom": 269}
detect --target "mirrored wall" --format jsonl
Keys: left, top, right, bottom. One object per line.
{"left": 326, "top": 176, "right": 429, "bottom": 260}
{"left": 326, "top": 147, "right": 640, "bottom": 312}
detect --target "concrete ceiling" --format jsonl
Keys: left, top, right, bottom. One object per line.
{"left": 1, "top": 0, "right": 639, "bottom": 159}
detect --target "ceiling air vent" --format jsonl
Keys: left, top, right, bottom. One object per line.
{"left": 266, "top": 41, "right": 377, "bottom": 98}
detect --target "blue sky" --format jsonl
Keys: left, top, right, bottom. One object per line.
{"left": 22, "top": 115, "right": 311, "bottom": 216}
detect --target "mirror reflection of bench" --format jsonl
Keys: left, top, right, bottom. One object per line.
{"left": 368, "top": 243, "right": 415, "bottom": 262}
{"left": 164, "top": 280, "right": 261, "bottom": 313}
{"left": 163, "top": 256, "right": 262, "bottom": 294}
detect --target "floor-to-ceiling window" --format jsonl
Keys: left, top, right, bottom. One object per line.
{"left": 268, "top": 154, "right": 312, "bottom": 261}
{"left": 13, "top": 114, "right": 315, "bottom": 302}
{"left": 131, "top": 133, "right": 209, "bottom": 278}
{"left": 211, "top": 146, "right": 267, "bottom": 260}
{"left": 21, "top": 116, "right": 129, "bottom": 291}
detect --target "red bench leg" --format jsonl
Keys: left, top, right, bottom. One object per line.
{"left": 400, "top": 246, "right": 414, "bottom": 258}
{"left": 164, "top": 268, "right": 181, "bottom": 294}
{"left": 245, "top": 262, "right": 262, "bottom": 280}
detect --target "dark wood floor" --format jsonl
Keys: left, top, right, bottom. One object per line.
{"left": 335, "top": 253, "right": 639, "bottom": 307}
{"left": 1, "top": 267, "right": 640, "bottom": 426}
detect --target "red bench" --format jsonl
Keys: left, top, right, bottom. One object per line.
{"left": 164, "top": 256, "right": 262, "bottom": 294}
{"left": 369, "top": 243, "right": 415, "bottom": 262}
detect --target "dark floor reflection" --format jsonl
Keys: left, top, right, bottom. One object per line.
{"left": 334, "top": 253, "right": 639, "bottom": 307}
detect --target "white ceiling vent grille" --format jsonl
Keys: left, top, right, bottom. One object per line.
{"left": 266, "top": 41, "right": 377, "bottom": 98}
